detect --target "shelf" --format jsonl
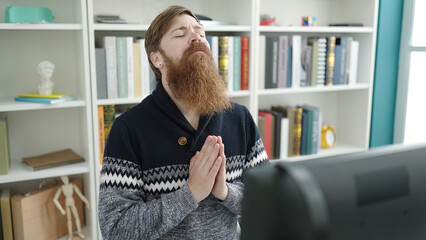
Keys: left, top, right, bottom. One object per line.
{"left": 260, "top": 26, "right": 374, "bottom": 34}
{"left": 97, "top": 97, "right": 143, "bottom": 105}
{"left": 228, "top": 90, "right": 250, "bottom": 97}
{"left": 0, "top": 98, "right": 86, "bottom": 112}
{"left": 271, "top": 143, "right": 365, "bottom": 163}
{"left": 257, "top": 83, "right": 369, "bottom": 96}
{"left": 0, "top": 160, "right": 90, "bottom": 184}
{"left": 93, "top": 23, "right": 251, "bottom": 32}
{"left": 0, "top": 23, "right": 83, "bottom": 30}
{"left": 94, "top": 23, "right": 150, "bottom": 31}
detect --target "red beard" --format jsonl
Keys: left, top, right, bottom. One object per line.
{"left": 161, "top": 42, "right": 232, "bottom": 116}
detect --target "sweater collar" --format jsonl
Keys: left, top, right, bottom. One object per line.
{"left": 151, "top": 82, "right": 213, "bottom": 136}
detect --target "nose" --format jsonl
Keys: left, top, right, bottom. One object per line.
{"left": 189, "top": 30, "right": 202, "bottom": 43}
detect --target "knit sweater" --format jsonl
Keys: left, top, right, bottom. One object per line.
{"left": 98, "top": 83, "right": 269, "bottom": 240}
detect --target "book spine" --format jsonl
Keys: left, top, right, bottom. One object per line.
{"left": 325, "top": 36, "right": 336, "bottom": 86}
{"left": 348, "top": 40, "right": 359, "bottom": 85}
{"left": 300, "top": 37, "right": 308, "bottom": 87}
{"left": 95, "top": 48, "right": 108, "bottom": 99}
{"left": 116, "top": 37, "right": 128, "bottom": 98}
{"left": 102, "top": 36, "right": 118, "bottom": 99}
{"left": 0, "top": 115, "right": 10, "bottom": 175}
{"left": 258, "top": 35, "right": 266, "bottom": 90}
{"left": 278, "top": 35, "right": 289, "bottom": 88}
{"left": 103, "top": 105, "right": 115, "bottom": 144}
{"left": 126, "top": 36, "right": 134, "bottom": 98}
{"left": 310, "top": 38, "right": 319, "bottom": 86}
{"left": 317, "top": 37, "right": 327, "bottom": 86}
{"left": 211, "top": 36, "right": 219, "bottom": 70}
{"left": 137, "top": 39, "right": 151, "bottom": 97}
{"left": 233, "top": 36, "right": 241, "bottom": 91}
{"left": 240, "top": 36, "right": 249, "bottom": 90}
{"left": 227, "top": 36, "right": 234, "bottom": 93}
{"left": 291, "top": 35, "right": 302, "bottom": 88}
{"left": 1, "top": 188, "right": 13, "bottom": 240}
{"left": 292, "top": 107, "right": 303, "bottom": 156}
{"left": 219, "top": 36, "right": 229, "bottom": 87}
{"left": 133, "top": 42, "right": 142, "bottom": 98}
{"left": 280, "top": 118, "right": 289, "bottom": 159}
{"left": 97, "top": 106, "right": 105, "bottom": 164}
{"left": 265, "top": 36, "right": 279, "bottom": 89}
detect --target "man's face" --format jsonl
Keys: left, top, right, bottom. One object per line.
{"left": 153, "top": 14, "right": 232, "bottom": 115}
{"left": 159, "top": 14, "right": 210, "bottom": 64}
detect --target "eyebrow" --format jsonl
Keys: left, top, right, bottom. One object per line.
{"left": 170, "top": 23, "right": 204, "bottom": 34}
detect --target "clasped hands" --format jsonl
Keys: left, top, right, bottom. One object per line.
{"left": 188, "top": 135, "right": 228, "bottom": 203}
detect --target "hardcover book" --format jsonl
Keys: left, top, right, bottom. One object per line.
{"left": 95, "top": 48, "right": 108, "bottom": 99}
{"left": 18, "top": 93, "right": 73, "bottom": 99}
{"left": 22, "top": 149, "right": 84, "bottom": 170}
{"left": 14, "top": 96, "right": 76, "bottom": 104}
{"left": 1, "top": 188, "right": 13, "bottom": 240}
{"left": 0, "top": 115, "right": 10, "bottom": 175}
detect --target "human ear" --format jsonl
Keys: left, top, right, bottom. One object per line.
{"left": 150, "top": 51, "right": 163, "bottom": 69}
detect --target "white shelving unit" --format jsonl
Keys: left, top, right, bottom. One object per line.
{"left": 1, "top": 0, "right": 379, "bottom": 238}
{"left": 0, "top": 0, "right": 98, "bottom": 239}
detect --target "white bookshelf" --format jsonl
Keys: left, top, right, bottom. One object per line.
{"left": 0, "top": 0, "right": 379, "bottom": 239}
{"left": 0, "top": 0, "right": 98, "bottom": 239}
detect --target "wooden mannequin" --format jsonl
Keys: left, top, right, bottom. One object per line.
{"left": 53, "top": 176, "right": 90, "bottom": 240}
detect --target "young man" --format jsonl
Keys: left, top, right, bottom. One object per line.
{"left": 98, "top": 5, "right": 268, "bottom": 239}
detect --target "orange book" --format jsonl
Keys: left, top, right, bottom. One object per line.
{"left": 97, "top": 105, "right": 105, "bottom": 164}
{"left": 258, "top": 110, "right": 273, "bottom": 159}
{"left": 241, "top": 36, "right": 249, "bottom": 90}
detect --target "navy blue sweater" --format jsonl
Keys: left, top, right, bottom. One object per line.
{"left": 98, "top": 83, "right": 268, "bottom": 239}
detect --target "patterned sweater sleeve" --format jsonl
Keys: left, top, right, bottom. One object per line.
{"left": 98, "top": 118, "right": 198, "bottom": 240}
{"left": 219, "top": 107, "right": 269, "bottom": 215}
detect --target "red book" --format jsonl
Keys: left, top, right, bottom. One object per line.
{"left": 241, "top": 36, "right": 250, "bottom": 90}
{"left": 258, "top": 110, "right": 273, "bottom": 159}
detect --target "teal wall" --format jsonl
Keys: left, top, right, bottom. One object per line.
{"left": 370, "top": 0, "right": 404, "bottom": 147}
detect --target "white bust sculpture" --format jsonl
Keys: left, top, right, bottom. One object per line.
{"left": 37, "top": 60, "right": 55, "bottom": 95}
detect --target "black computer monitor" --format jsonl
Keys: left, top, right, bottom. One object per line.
{"left": 241, "top": 143, "right": 426, "bottom": 240}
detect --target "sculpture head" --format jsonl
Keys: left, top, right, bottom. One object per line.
{"left": 37, "top": 60, "right": 55, "bottom": 81}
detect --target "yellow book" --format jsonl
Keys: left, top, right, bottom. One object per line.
{"left": 1, "top": 188, "right": 13, "bottom": 240}
{"left": 18, "top": 92, "right": 73, "bottom": 99}
{"left": 98, "top": 106, "right": 105, "bottom": 164}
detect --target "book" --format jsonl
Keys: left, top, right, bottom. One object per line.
{"left": 1, "top": 188, "right": 13, "bottom": 240}
{"left": 278, "top": 35, "right": 289, "bottom": 88}
{"left": 265, "top": 36, "right": 279, "bottom": 89}
{"left": 126, "top": 36, "right": 134, "bottom": 99}
{"left": 95, "top": 48, "right": 108, "bottom": 99}
{"left": 240, "top": 36, "right": 250, "bottom": 90}
{"left": 300, "top": 111, "right": 308, "bottom": 155}
{"left": 325, "top": 36, "right": 336, "bottom": 86}
{"left": 116, "top": 36, "right": 128, "bottom": 98}
{"left": 258, "top": 110, "right": 273, "bottom": 159}
{"left": 271, "top": 105, "right": 294, "bottom": 157}
{"left": 14, "top": 95, "right": 76, "bottom": 104}
{"left": 98, "top": 36, "right": 118, "bottom": 99}
{"left": 133, "top": 42, "right": 142, "bottom": 98}
{"left": 262, "top": 109, "right": 282, "bottom": 159}
{"left": 279, "top": 117, "right": 289, "bottom": 159}
{"left": 211, "top": 36, "right": 219, "bottom": 70}
{"left": 233, "top": 36, "right": 241, "bottom": 91}
{"left": 22, "top": 149, "right": 84, "bottom": 170}
{"left": 227, "top": 36, "right": 234, "bottom": 92}
{"left": 103, "top": 105, "right": 116, "bottom": 144}
{"left": 258, "top": 35, "right": 266, "bottom": 90}
{"left": 17, "top": 92, "right": 73, "bottom": 99}
{"left": 316, "top": 37, "right": 327, "bottom": 86}
{"left": 291, "top": 35, "right": 302, "bottom": 88}
{"left": 219, "top": 36, "right": 229, "bottom": 87}
{"left": 97, "top": 106, "right": 105, "bottom": 165}
{"left": 0, "top": 115, "right": 10, "bottom": 175}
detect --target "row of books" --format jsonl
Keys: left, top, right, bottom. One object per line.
{"left": 97, "top": 104, "right": 129, "bottom": 163}
{"left": 96, "top": 36, "right": 155, "bottom": 100}
{"left": 258, "top": 104, "right": 322, "bottom": 160}
{"left": 95, "top": 35, "right": 250, "bottom": 100}
{"left": 259, "top": 35, "right": 359, "bottom": 89}
{"left": 206, "top": 35, "right": 250, "bottom": 92}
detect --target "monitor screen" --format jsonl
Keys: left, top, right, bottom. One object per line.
{"left": 241, "top": 143, "right": 426, "bottom": 240}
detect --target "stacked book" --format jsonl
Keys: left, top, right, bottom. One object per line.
{"left": 14, "top": 92, "right": 76, "bottom": 104}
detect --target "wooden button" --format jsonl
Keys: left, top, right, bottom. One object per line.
{"left": 178, "top": 137, "right": 187, "bottom": 146}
